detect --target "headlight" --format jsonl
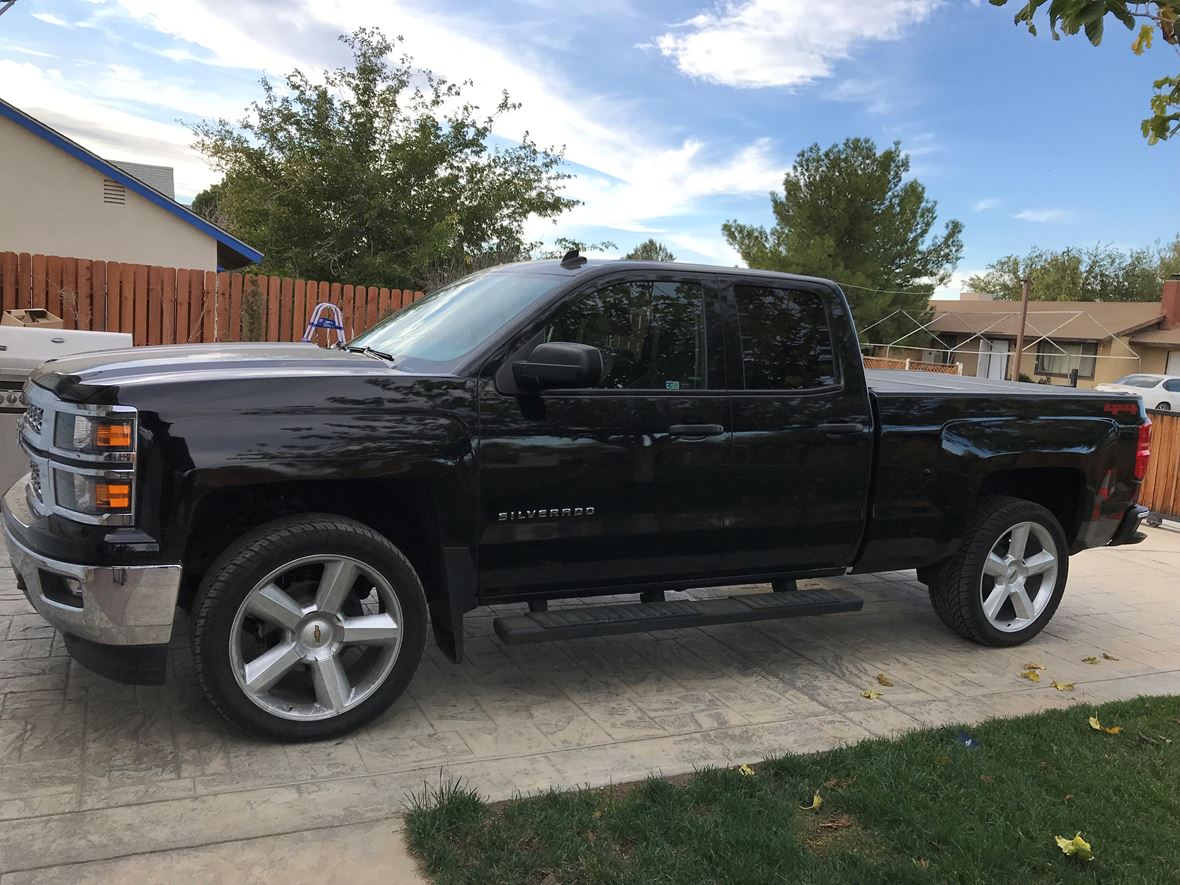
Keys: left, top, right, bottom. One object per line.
{"left": 53, "top": 471, "right": 133, "bottom": 516}
{"left": 53, "top": 415, "right": 136, "bottom": 455}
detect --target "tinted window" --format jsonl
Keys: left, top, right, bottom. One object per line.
{"left": 1164, "top": 379, "right": 1180, "bottom": 392}
{"left": 545, "top": 280, "right": 707, "bottom": 390}
{"left": 1115, "top": 375, "right": 1162, "bottom": 389}
{"left": 733, "top": 286, "right": 836, "bottom": 390}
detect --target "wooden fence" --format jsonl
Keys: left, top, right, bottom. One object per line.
{"left": 1141, "top": 408, "right": 1180, "bottom": 521}
{"left": 864, "top": 356, "right": 963, "bottom": 375}
{"left": 0, "top": 252, "right": 424, "bottom": 346}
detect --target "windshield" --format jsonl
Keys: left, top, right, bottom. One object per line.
{"left": 1114, "top": 375, "right": 1160, "bottom": 388}
{"left": 348, "top": 270, "right": 561, "bottom": 370}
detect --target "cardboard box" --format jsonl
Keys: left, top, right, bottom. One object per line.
{"left": 2, "top": 309, "right": 63, "bottom": 329}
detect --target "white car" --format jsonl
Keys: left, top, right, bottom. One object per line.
{"left": 1094, "top": 373, "right": 1180, "bottom": 411}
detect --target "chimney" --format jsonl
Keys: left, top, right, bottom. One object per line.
{"left": 1163, "top": 274, "right": 1180, "bottom": 330}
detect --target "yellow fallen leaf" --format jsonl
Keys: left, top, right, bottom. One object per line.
{"left": 1055, "top": 832, "right": 1094, "bottom": 862}
{"left": 913, "top": 858, "right": 930, "bottom": 870}
{"left": 1023, "top": 662, "right": 1045, "bottom": 670}
{"left": 1082, "top": 657, "right": 1100, "bottom": 665}
{"left": 1020, "top": 669, "right": 1041, "bottom": 682}
{"left": 1102, "top": 653, "right": 1119, "bottom": 661}
{"left": 860, "top": 688, "right": 882, "bottom": 700}
{"left": 934, "top": 755, "right": 951, "bottom": 766}
{"left": 877, "top": 673, "right": 893, "bottom": 687}
{"left": 738, "top": 763, "right": 756, "bottom": 777}
{"left": 800, "top": 790, "right": 823, "bottom": 811}
{"left": 1088, "top": 715, "right": 1122, "bottom": 735}
{"left": 1050, "top": 680, "right": 1075, "bottom": 692}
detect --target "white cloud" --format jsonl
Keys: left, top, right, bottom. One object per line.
{"left": 932, "top": 268, "right": 985, "bottom": 300}
{"left": 1015, "top": 208, "right": 1073, "bottom": 223}
{"left": 9, "top": 0, "right": 789, "bottom": 226}
{"left": 30, "top": 12, "right": 70, "bottom": 27}
{"left": 973, "top": 197, "right": 1000, "bottom": 211}
{"left": 654, "top": 0, "right": 944, "bottom": 89}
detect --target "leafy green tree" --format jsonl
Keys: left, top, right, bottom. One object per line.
{"left": 990, "top": 1, "right": 1180, "bottom": 142}
{"left": 190, "top": 28, "right": 576, "bottom": 290}
{"left": 966, "top": 237, "right": 1180, "bottom": 301}
{"left": 722, "top": 137, "right": 963, "bottom": 343}
{"left": 537, "top": 237, "right": 618, "bottom": 259}
{"left": 624, "top": 239, "right": 677, "bottom": 261}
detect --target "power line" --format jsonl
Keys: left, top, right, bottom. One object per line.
{"left": 835, "top": 280, "right": 940, "bottom": 296}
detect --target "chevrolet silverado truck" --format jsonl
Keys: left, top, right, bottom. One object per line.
{"left": 3, "top": 257, "right": 1152, "bottom": 740}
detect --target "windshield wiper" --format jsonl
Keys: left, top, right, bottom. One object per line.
{"left": 344, "top": 345, "right": 396, "bottom": 364}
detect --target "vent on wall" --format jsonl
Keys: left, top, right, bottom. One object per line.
{"left": 102, "top": 179, "right": 126, "bottom": 205}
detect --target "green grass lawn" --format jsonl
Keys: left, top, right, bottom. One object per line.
{"left": 406, "top": 696, "right": 1180, "bottom": 884}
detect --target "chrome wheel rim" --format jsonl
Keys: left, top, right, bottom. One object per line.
{"left": 979, "top": 521, "right": 1059, "bottom": 633}
{"left": 229, "top": 555, "right": 403, "bottom": 722}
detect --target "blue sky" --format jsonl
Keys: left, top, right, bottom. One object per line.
{"left": 2, "top": 0, "right": 1176, "bottom": 296}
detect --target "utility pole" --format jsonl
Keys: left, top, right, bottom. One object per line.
{"left": 1011, "top": 277, "right": 1030, "bottom": 382}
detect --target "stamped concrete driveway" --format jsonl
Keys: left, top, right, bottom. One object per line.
{"left": 1, "top": 527, "right": 1178, "bottom": 882}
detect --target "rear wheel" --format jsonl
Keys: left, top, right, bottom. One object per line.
{"left": 928, "top": 496, "right": 1068, "bottom": 647}
{"left": 1156, "top": 401, "right": 1171, "bottom": 411}
{"left": 192, "top": 514, "right": 427, "bottom": 741}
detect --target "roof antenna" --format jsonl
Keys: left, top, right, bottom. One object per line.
{"left": 561, "top": 249, "right": 587, "bottom": 269}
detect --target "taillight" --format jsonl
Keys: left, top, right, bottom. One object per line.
{"left": 1134, "top": 419, "right": 1152, "bottom": 480}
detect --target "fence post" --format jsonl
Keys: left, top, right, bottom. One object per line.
{"left": 904, "top": 358, "right": 912, "bottom": 371}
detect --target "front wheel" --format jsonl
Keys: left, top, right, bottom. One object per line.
{"left": 192, "top": 514, "right": 427, "bottom": 741}
{"left": 928, "top": 496, "right": 1068, "bottom": 647}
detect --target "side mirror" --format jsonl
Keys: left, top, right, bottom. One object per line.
{"left": 512, "top": 342, "right": 603, "bottom": 391}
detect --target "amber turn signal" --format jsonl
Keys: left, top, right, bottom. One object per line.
{"left": 95, "top": 482, "right": 131, "bottom": 509}
{"left": 96, "top": 422, "right": 134, "bottom": 448}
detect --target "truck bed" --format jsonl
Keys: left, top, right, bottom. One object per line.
{"left": 865, "top": 368, "right": 1117, "bottom": 397}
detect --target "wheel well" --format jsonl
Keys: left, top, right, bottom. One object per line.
{"left": 180, "top": 480, "right": 442, "bottom": 611}
{"left": 977, "top": 468, "right": 1084, "bottom": 545}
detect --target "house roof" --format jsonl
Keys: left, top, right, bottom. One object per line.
{"left": 929, "top": 299, "right": 1164, "bottom": 343}
{"left": 0, "top": 98, "right": 262, "bottom": 270}
{"left": 1129, "top": 325, "right": 1180, "bottom": 346}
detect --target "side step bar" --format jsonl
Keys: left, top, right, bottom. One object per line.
{"left": 493, "top": 588, "right": 863, "bottom": 645}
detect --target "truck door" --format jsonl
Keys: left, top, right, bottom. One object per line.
{"left": 476, "top": 274, "right": 730, "bottom": 596}
{"left": 721, "top": 281, "right": 874, "bottom": 573}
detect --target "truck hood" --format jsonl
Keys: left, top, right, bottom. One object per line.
{"left": 31, "top": 343, "right": 399, "bottom": 403}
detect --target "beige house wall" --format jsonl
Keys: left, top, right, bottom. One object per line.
{"left": 0, "top": 117, "right": 217, "bottom": 270}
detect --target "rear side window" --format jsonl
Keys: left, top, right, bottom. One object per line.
{"left": 1165, "top": 379, "right": 1180, "bottom": 393}
{"left": 545, "top": 280, "right": 707, "bottom": 390}
{"left": 733, "top": 285, "right": 836, "bottom": 390}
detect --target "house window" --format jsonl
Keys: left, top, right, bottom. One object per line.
{"left": 102, "top": 179, "right": 126, "bottom": 205}
{"left": 1035, "top": 341, "right": 1097, "bottom": 378}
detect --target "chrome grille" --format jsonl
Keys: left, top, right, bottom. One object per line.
{"left": 28, "top": 459, "right": 43, "bottom": 503}
{"left": 24, "top": 403, "right": 43, "bottom": 435}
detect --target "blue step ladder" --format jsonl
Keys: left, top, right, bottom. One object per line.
{"left": 302, "top": 302, "right": 348, "bottom": 347}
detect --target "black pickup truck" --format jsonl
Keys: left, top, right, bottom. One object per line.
{"left": 3, "top": 257, "right": 1151, "bottom": 739}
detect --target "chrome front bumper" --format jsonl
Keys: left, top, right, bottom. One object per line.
{"left": 2, "top": 477, "right": 181, "bottom": 646}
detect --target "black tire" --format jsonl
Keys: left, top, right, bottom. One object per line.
{"left": 191, "top": 514, "right": 427, "bottom": 741}
{"left": 1156, "top": 402, "right": 1171, "bottom": 412}
{"left": 928, "top": 496, "right": 1069, "bottom": 647}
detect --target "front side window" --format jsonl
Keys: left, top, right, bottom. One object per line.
{"left": 1035, "top": 341, "right": 1097, "bottom": 378}
{"left": 1116, "top": 374, "right": 1163, "bottom": 388}
{"left": 544, "top": 280, "right": 707, "bottom": 390}
{"left": 1163, "top": 379, "right": 1180, "bottom": 393}
{"left": 734, "top": 285, "right": 837, "bottom": 390}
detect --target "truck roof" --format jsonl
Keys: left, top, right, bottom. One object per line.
{"left": 495, "top": 258, "right": 841, "bottom": 289}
